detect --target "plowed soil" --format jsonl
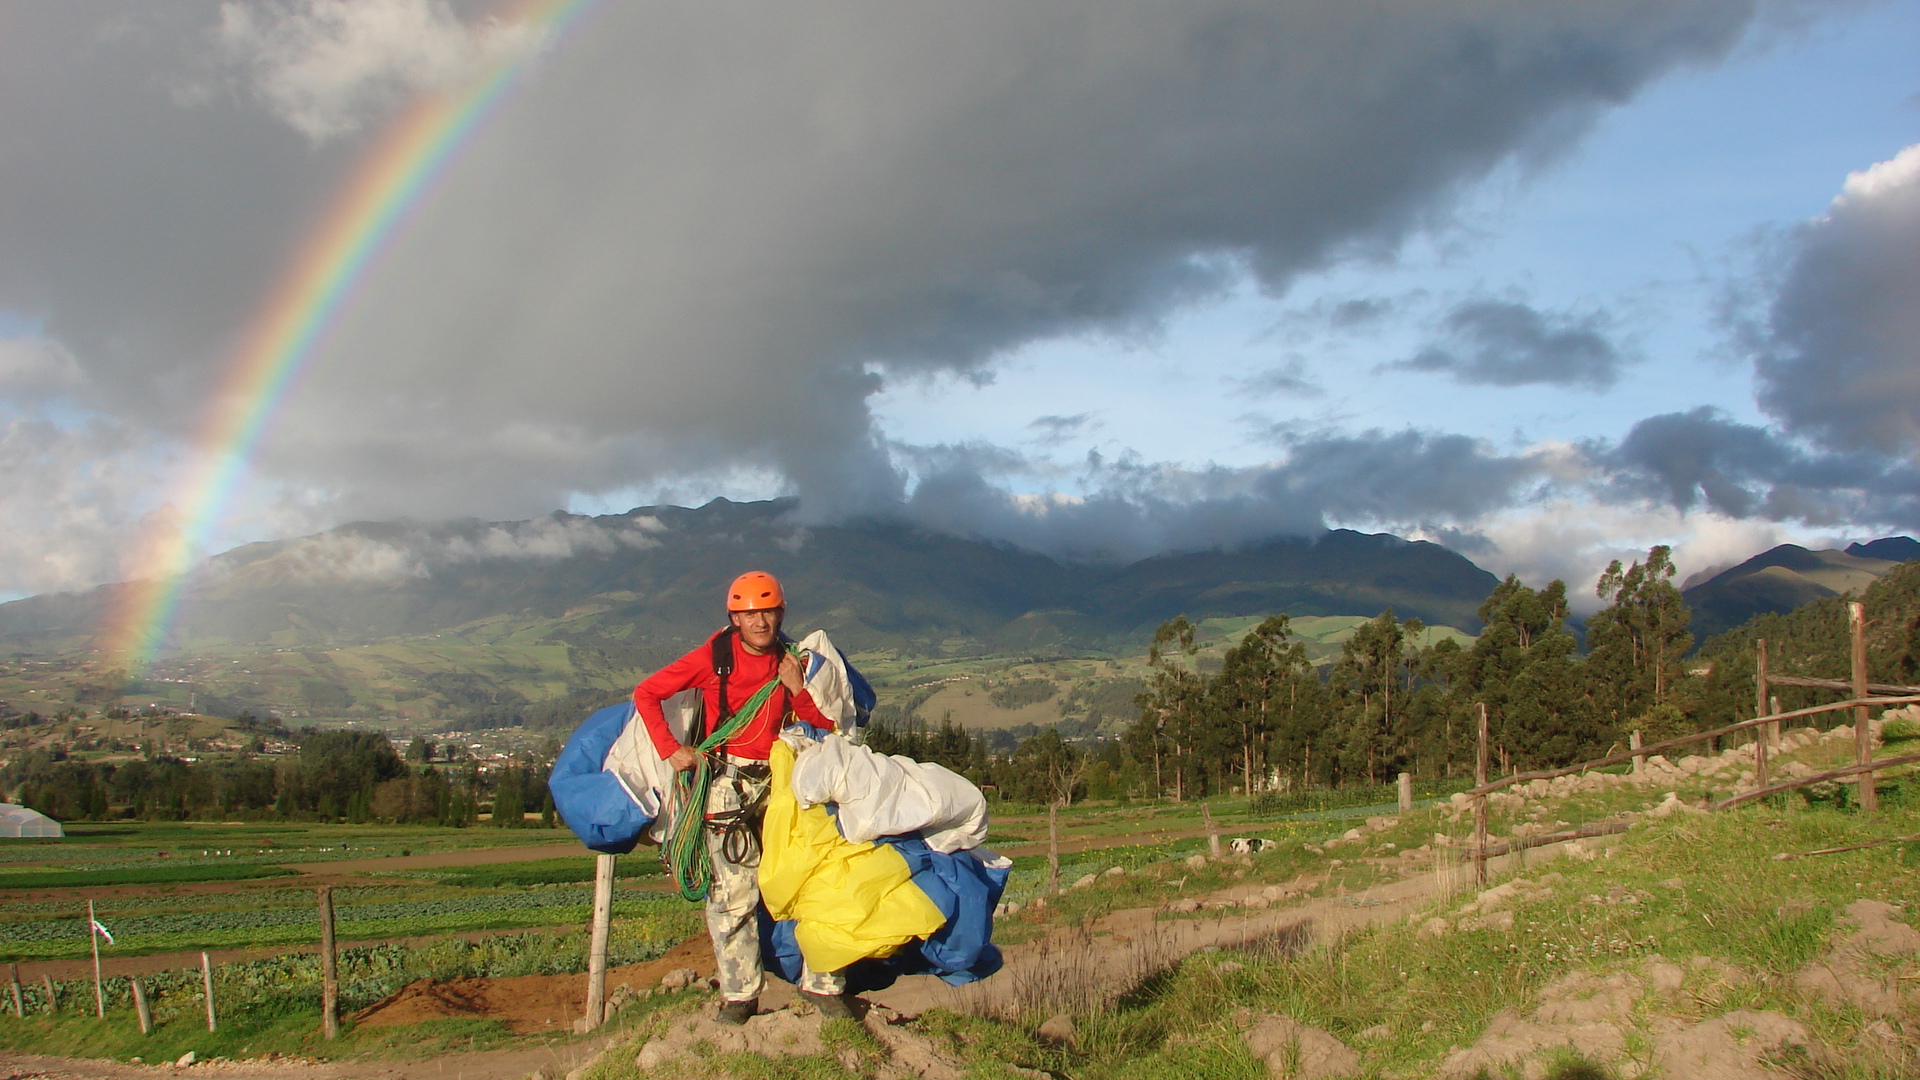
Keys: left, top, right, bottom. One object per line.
{"left": 349, "top": 933, "right": 716, "bottom": 1035}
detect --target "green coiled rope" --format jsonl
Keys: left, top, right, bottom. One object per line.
{"left": 662, "top": 644, "right": 798, "bottom": 902}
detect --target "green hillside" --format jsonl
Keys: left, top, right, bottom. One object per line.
{"left": 1683, "top": 540, "right": 1915, "bottom": 641}
{"left": 0, "top": 500, "right": 1500, "bottom": 727}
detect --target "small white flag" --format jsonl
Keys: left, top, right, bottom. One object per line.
{"left": 89, "top": 919, "right": 114, "bottom": 945}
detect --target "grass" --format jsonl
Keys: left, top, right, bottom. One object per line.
{"left": 0, "top": 914, "right": 697, "bottom": 1065}
{"left": 5, "top": 723, "right": 1917, "bottom": 1077}
{"left": 393, "top": 856, "right": 665, "bottom": 888}
{"left": 0, "top": 863, "right": 297, "bottom": 890}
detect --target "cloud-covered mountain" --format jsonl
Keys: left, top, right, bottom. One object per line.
{"left": 0, "top": 499, "right": 1499, "bottom": 661}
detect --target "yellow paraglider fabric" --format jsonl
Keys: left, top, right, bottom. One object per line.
{"left": 758, "top": 739, "right": 946, "bottom": 974}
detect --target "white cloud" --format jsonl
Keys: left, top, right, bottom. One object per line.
{"left": 0, "top": 336, "right": 83, "bottom": 396}
{"left": 216, "top": 0, "right": 542, "bottom": 142}
{"left": 0, "top": 414, "right": 171, "bottom": 596}
{"left": 207, "top": 511, "right": 669, "bottom": 585}
{"left": 1755, "top": 141, "right": 1920, "bottom": 457}
{"left": 1452, "top": 500, "right": 1806, "bottom": 613}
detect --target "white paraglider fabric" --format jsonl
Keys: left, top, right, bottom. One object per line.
{"left": 787, "top": 733, "right": 988, "bottom": 854}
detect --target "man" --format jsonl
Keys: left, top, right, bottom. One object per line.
{"left": 633, "top": 570, "right": 852, "bottom": 1023}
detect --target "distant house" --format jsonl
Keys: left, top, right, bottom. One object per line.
{"left": 0, "top": 804, "right": 63, "bottom": 838}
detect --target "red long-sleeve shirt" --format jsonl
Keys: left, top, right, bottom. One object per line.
{"left": 633, "top": 630, "right": 832, "bottom": 761}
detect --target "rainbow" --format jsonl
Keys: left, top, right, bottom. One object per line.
{"left": 101, "top": 0, "right": 598, "bottom": 670}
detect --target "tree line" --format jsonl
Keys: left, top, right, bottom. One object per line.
{"left": 11, "top": 546, "right": 1917, "bottom": 819}
{"left": 3, "top": 729, "right": 555, "bottom": 827}
{"left": 878, "top": 546, "right": 1920, "bottom": 805}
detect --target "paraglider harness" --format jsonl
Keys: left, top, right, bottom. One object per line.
{"left": 663, "top": 626, "right": 787, "bottom": 901}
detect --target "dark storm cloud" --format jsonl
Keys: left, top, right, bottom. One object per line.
{"left": 1599, "top": 407, "right": 1920, "bottom": 528}
{"left": 1240, "top": 359, "right": 1324, "bottom": 397}
{"left": 1, "top": 2, "right": 1768, "bottom": 528}
{"left": 1027, "top": 413, "right": 1096, "bottom": 446}
{"left": 1329, "top": 297, "right": 1395, "bottom": 330}
{"left": 1753, "top": 145, "right": 1920, "bottom": 457}
{"left": 899, "top": 428, "right": 1546, "bottom": 563}
{"left": 1392, "top": 299, "right": 1630, "bottom": 390}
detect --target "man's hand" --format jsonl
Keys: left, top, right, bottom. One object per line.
{"left": 778, "top": 652, "right": 805, "bottom": 694}
{"left": 667, "top": 745, "right": 698, "bottom": 772}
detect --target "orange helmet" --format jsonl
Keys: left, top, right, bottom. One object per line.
{"left": 726, "top": 570, "right": 785, "bottom": 612}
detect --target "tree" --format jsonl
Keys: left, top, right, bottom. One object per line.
{"left": 1327, "top": 611, "right": 1413, "bottom": 783}
{"left": 1134, "top": 616, "right": 1204, "bottom": 799}
{"left": 1006, "top": 729, "right": 1086, "bottom": 806}
{"left": 1211, "top": 615, "right": 1314, "bottom": 793}
{"left": 1587, "top": 546, "right": 1694, "bottom": 725}
{"left": 492, "top": 767, "right": 525, "bottom": 827}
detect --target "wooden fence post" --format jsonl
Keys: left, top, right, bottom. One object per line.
{"left": 1046, "top": 803, "right": 1061, "bottom": 894}
{"left": 131, "top": 978, "right": 152, "bottom": 1036}
{"left": 1850, "top": 602, "right": 1876, "bottom": 814}
{"left": 200, "top": 952, "right": 216, "bottom": 1033}
{"left": 584, "top": 852, "right": 614, "bottom": 1030}
{"left": 1474, "top": 703, "right": 1489, "bottom": 886}
{"left": 41, "top": 974, "right": 57, "bottom": 1014}
{"left": 8, "top": 963, "right": 21, "bottom": 1018}
{"left": 88, "top": 900, "right": 104, "bottom": 1018}
{"left": 1204, "top": 804, "right": 1221, "bottom": 858}
{"left": 1755, "top": 638, "right": 1773, "bottom": 746}
{"left": 317, "top": 886, "right": 338, "bottom": 1040}
{"left": 1397, "top": 772, "right": 1413, "bottom": 814}
{"left": 1630, "top": 730, "right": 1643, "bottom": 775}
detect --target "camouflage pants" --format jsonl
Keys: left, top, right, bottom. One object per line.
{"left": 706, "top": 760, "right": 845, "bottom": 1003}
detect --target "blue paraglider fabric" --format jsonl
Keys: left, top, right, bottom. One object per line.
{"left": 547, "top": 702, "right": 652, "bottom": 854}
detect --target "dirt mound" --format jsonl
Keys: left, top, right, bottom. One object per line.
{"left": 351, "top": 934, "right": 717, "bottom": 1035}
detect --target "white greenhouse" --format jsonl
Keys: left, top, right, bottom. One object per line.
{"left": 0, "top": 803, "right": 63, "bottom": 838}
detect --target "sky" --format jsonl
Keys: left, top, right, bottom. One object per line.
{"left": 1, "top": 0, "right": 1917, "bottom": 611}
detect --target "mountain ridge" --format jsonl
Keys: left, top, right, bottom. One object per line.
{"left": 0, "top": 499, "right": 1500, "bottom": 661}
{"left": 1683, "top": 537, "right": 1918, "bottom": 642}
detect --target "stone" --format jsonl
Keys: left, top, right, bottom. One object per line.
{"left": 1186, "top": 854, "right": 1209, "bottom": 871}
{"left": 1244, "top": 1014, "right": 1361, "bottom": 1079}
{"left": 1167, "top": 898, "right": 1201, "bottom": 913}
{"left": 1103, "top": 865, "right": 1127, "bottom": 878}
{"left": 1036, "top": 1014, "right": 1077, "bottom": 1049}
{"left": 1072, "top": 873, "right": 1098, "bottom": 890}
{"left": 175, "top": 1052, "right": 197, "bottom": 1068}
{"left": 1418, "top": 917, "right": 1450, "bottom": 938}
{"left": 660, "top": 967, "right": 700, "bottom": 991}
{"left": 1468, "top": 910, "right": 1514, "bottom": 932}
{"left": 1243, "top": 896, "right": 1271, "bottom": 909}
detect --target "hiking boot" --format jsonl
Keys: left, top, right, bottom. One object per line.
{"left": 800, "top": 990, "right": 855, "bottom": 1019}
{"left": 715, "top": 997, "right": 757, "bottom": 1025}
